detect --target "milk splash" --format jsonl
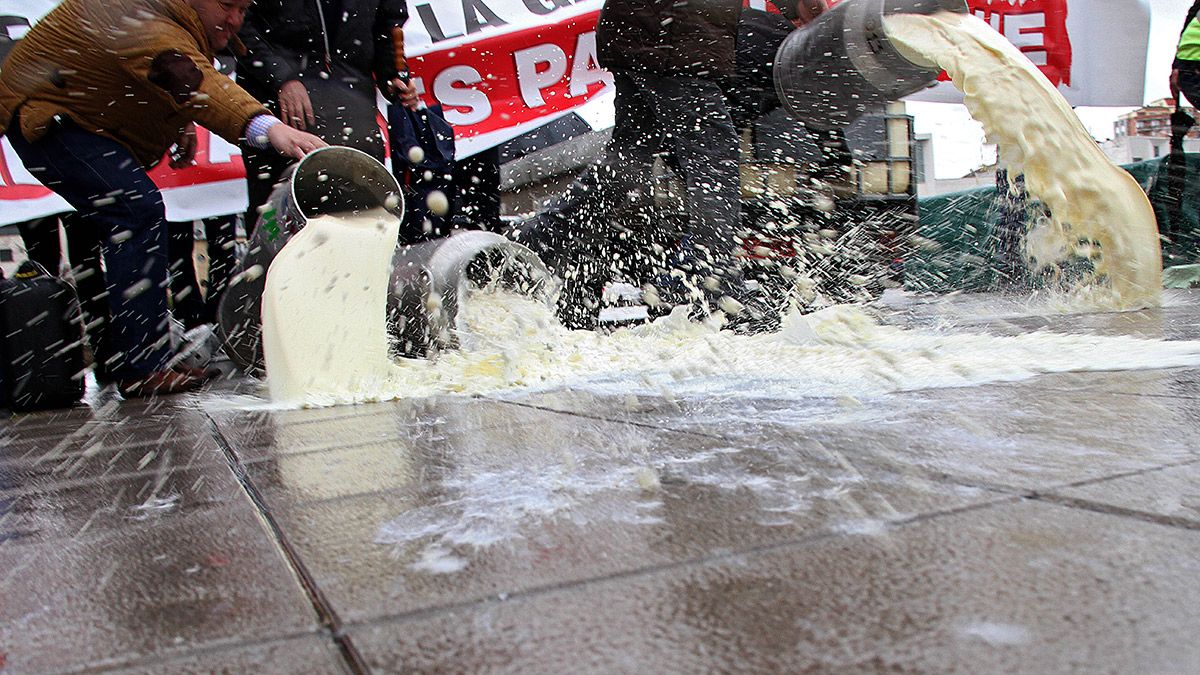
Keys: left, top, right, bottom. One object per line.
{"left": 884, "top": 11, "right": 1162, "bottom": 309}
{"left": 261, "top": 12, "right": 1188, "bottom": 408}
{"left": 266, "top": 269, "right": 1200, "bottom": 408}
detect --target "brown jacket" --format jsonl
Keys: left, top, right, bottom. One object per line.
{"left": 597, "top": 0, "right": 742, "bottom": 80}
{"left": 0, "top": 0, "right": 268, "bottom": 168}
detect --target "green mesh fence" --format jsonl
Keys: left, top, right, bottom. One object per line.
{"left": 907, "top": 155, "right": 1200, "bottom": 293}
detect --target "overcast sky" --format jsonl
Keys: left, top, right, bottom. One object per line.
{"left": 915, "top": 0, "right": 1195, "bottom": 179}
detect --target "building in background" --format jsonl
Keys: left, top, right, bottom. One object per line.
{"left": 1103, "top": 98, "right": 1200, "bottom": 164}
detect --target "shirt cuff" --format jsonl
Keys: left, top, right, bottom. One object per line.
{"left": 245, "top": 114, "right": 283, "bottom": 149}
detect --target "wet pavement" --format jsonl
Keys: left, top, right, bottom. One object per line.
{"left": 3, "top": 290, "right": 1200, "bottom": 673}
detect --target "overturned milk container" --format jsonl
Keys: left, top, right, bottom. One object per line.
{"left": 218, "top": 146, "right": 557, "bottom": 370}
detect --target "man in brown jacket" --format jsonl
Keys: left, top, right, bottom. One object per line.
{"left": 0, "top": 0, "right": 325, "bottom": 397}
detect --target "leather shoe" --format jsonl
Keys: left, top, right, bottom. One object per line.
{"left": 117, "top": 368, "right": 208, "bottom": 398}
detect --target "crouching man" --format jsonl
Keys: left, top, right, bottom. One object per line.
{"left": 0, "top": 0, "right": 326, "bottom": 397}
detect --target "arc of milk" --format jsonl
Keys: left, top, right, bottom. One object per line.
{"left": 884, "top": 11, "right": 1162, "bottom": 309}
{"left": 261, "top": 208, "right": 407, "bottom": 404}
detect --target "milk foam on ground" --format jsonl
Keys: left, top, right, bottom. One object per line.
{"left": 885, "top": 11, "right": 1163, "bottom": 309}
{"left": 261, "top": 246, "right": 1200, "bottom": 407}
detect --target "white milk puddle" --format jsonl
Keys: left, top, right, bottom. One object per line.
{"left": 257, "top": 282, "right": 1200, "bottom": 409}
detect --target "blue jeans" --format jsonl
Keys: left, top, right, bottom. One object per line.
{"left": 8, "top": 116, "right": 172, "bottom": 379}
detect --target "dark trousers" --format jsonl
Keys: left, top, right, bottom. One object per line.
{"left": 1175, "top": 61, "right": 1200, "bottom": 238}
{"left": 515, "top": 71, "right": 743, "bottom": 327}
{"left": 453, "top": 147, "right": 502, "bottom": 231}
{"left": 1178, "top": 60, "right": 1200, "bottom": 110}
{"left": 9, "top": 119, "right": 172, "bottom": 379}
{"left": 167, "top": 215, "right": 238, "bottom": 329}
{"left": 16, "top": 215, "right": 64, "bottom": 273}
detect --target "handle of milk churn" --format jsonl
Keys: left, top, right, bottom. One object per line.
{"left": 392, "top": 27, "right": 407, "bottom": 78}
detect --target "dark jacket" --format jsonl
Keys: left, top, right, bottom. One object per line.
{"left": 597, "top": 0, "right": 742, "bottom": 80}
{"left": 236, "top": 0, "right": 408, "bottom": 101}
{"left": 1176, "top": 1, "right": 1200, "bottom": 67}
{"left": 0, "top": 0, "right": 267, "bottom": 168}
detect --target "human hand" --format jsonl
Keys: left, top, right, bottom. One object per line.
{"left": 277, "top": 80, "right": 315, "bottom": 131}
{"left": 169, "top": 123, "right": 198, "bottom": 169}
{"left": 390, "top": 77, "right": 421, "bottom": 110}
{"left": 267, "top": 123, "right": 327, "bottom": 160}
{"left": 1171, "top": 68, "right": 1182, "bottom": 104}
{"left": 794, "top": 0, "right": 828, "bottom": 26}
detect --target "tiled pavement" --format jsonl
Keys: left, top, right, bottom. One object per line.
{"left": 2, "top": 291, "right": 1200, "bottom": 673}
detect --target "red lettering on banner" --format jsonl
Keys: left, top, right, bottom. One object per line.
{"left": 409, "top": 10, "right": 611, "bottom": 140}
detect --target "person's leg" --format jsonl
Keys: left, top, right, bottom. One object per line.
{"left": 637, "top": 74, "right": 746, "bottom": 315}
{"left": 167, "top": 219, "right": 210, "bottom": 329}
{"left": 1177, "top": 63, "right": 1200, "bottom": 239}
{"left": 60, "top": 212, "right": 113, "bottom": 376}
{"left": 15, "top": 215, "right": 62, "bottom": 273}
{"left": 9, "top": 120, "right": 176, "bottom": 381}
{"left": 201, "top": 214, "right": 238, "bottom": 321}
{"left": 241, "top": 145, "right": 290, "bottom": 237}
{"left": 510, "top": 72, "right": 664, "bottom": 329}
{"left": 453, "top": 148, "right": 502, "bottom": 231}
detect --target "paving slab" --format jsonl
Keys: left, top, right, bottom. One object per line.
{"left": 0, "top": 457, "right": 249, "bottom": 546}
{"left": 348, "top": 500, "right": 1200, "bottom": 673}
{"left": 0, "top": 431, "right": 229, "bottom": 500}
{"left": 3, "top": 290, "right": 1200, "bottom": 672}
{"left": 511, "top": 376, "right": 1200, "bottom": 493}
{"left": 0, "top": 506, "right": 320, "bottom": 673}
{"left": 254, "top": 413, "right": 1005, "bottom": 625}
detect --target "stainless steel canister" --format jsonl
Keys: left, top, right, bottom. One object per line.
{"left": 774, "top": 0, "right": 968, "bottom": 128}
{"left": 217, "top": 146, "right": 405, "bottom": 371}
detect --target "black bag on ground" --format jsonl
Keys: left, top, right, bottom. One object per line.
{"left": 0, "top": 261, "right": 86, "bottom": 411}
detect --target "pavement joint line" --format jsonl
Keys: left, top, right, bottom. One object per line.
{"left": 1028, "top": 457, "right": 1200, "bottom": 495}
{"left": 1034, "top": 386, "right": 1200, "bottom": 402}
{"left": 493, "top": 397, "right": 758, "bottom": 443}
{"left": 54, "top": 628, "right": 337, "bottom": 675}
{"left": 204, "top": 412, "right": 371, "bottom": 675}
{"left": 341, "top": 492, "right": 1022, "bottom": 632}
{"left": 1029, "top": 493, "right": 1200, "bottom": 532}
